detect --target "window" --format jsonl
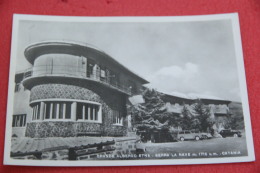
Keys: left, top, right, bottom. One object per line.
{"left": 76, "top": 103, "right": 83, "bottom": 120}
{"left": 76, "top": 102, "right": 100, "bottom": 122}
{"left": 109, "top": 70, "right": 119, "bottom": 86}
{"left": 12, "top": 114, "right": 26, "bottom": 127}
{"left": 59, "top": 103, "right": 64, "bottom": 119}
{"left": 65, "top": 102, "right": 71, "bottom": 119}
{"left": 112, "top": 110, "right": 123, "bottom": 125}
{"left": 45, "top": 102, "right": 51, "bottom": 119}
{"left": 87, "top": 60, "right": 94, "bottom": 77}
{"left": 52, "top": 103, "right": 58, "bottom": 119}
{"left": 43, "top": 102, "right": 72, "bottom": 120}
{"left": 128, "top": 80, "right": 137, "bottom": 94}
{"left": 32, "top": 103, "right": 41, "bottom": 120}
{"left": 100, "top": 69, "right": 106, "bottom": 82}
{"left": 14, "top": 83, "right": 21, "bottom": 92}
{"left": 100, "top": 69, "right": 106, "bottom": 78}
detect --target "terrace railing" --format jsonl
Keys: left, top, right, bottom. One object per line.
{"left": 23, "top": 65, "right": 132, "bottom": 95}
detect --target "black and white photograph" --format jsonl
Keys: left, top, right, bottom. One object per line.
{"left": 4, "top": 13, "right": 255, "bottom": 166}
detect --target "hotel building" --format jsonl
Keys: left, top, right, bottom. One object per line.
{"left": 12, "top": 41, "right": 148, "bottom": 138}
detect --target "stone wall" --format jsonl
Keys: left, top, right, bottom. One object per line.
{"left": 25, "top": 121, "right": 102, "bottom": 138}
{"left": 104, "top": 124, "right": 127, "bottom": 137}
{"left": 26, "top": 83, "right": 127, "bottom": 137}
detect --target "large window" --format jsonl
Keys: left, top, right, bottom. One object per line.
{"left": 76, "top": 102, "right": 100, "bottom": 122}
{"left": 31, "top": 100, "right": 101, "bottom": 122}
{"left": 12, "top": 114, "right": 26, "bottom": 127}
{"left": 112, "top": 110, "right": 123, "bottom": 125}
{"left": 43, "top": 102, "right": 72, "bottom": 120}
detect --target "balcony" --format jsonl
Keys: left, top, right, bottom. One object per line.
{"left": 208, "top": 104, "right": 231, "bottom": 115}
{"left": 22, "top": 65, "right": 132, "bottom": 95}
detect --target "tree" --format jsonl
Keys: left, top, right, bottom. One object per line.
{"left": 180, "top": 104, "right": 193, "bottom": 130}
{"left": 225, "top": 114, "right": 243, "bottom": 130}
{"left": 192, "top": 99, "right": 212, "bottom": 132}
{"left": 167, "top": 112, "right": 182, "bottom": 129}
{"left": 131, "top": 88, "right": 169, "bottom": 130}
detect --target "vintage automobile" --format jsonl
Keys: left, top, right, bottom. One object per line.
{"left": 177, "top": 130, "right": 212, "bottom": 141}
{"left": 219, "top": 129, "right": 242, "bottom": 138}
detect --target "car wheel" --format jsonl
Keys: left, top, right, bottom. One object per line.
{"left": 195, "top": 136, "right": 200, "bottom": 141}
{"left": 233, "top": 133, "right": 238, "bottom": 138}
{"left": 180, "top": 137, "right": 185, "bottom": 141}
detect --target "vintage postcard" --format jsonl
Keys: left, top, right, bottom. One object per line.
{"left": 4, "top": 13, "right": 255, "bottom": 166}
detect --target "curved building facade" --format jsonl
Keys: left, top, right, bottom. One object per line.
{"left": 22, "top": 41, "right": 148, "bottom": 138}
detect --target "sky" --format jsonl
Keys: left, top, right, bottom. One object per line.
{"left": 15, "top": 18, "right": 242, "bottom": 102}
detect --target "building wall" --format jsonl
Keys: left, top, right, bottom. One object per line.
{"left": 33, "top": 54, "right": 86, "bottom": 77}
{"left": 31, "top": 53, "right": 144, "bottom": 95}
{"left": 12, "top": 127, "right": 26, "bottom": 137}
{"left": 26, "top": 122, "right": 102, "bottom": 138}
{"left": 12, "top": 84, "right": 32, "bottom": 138}
{"left": 161, "top": 100, "right": 231, "bottom": 131}
{"left": 13, "top": 85, "right": 31, "bottom": 115}
{"left": 25, "top": 83, "right": 127, "bottom": 137}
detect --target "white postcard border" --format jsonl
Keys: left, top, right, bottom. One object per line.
{"left": 4, "top": 13, "right": 255, "bottom": 166}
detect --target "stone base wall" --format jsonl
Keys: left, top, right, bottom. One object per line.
{"left": 25, "top": 121, "right": 127, "bottom": 138}
{"left": 25, "top": 121, "right": 102, "bottom": 138}
{"left": 104, "top": 125, "right": 127, "bottom": 137}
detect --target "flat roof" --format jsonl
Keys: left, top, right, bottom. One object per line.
{"left": 24, "top": 41, "right": 149, "bottom": 84}
{"left": 162, "top": 92, "right": 231, "bottom": 105}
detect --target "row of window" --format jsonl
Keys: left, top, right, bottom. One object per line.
{"left": 32, "top": 102, "right": 72, "bottom": 120}
{"left": 15, "top": 101, "right": 123, "bottom": 126}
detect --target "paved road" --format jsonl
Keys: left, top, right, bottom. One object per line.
{"left": 142, "top": 137, "right": 248, "bottom": 159}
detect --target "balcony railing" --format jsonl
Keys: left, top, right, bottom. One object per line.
{"left": 22, "top": 65, "right": 132, "bottom": 95}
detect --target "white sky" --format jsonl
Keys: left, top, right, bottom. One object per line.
{"left": 16, "top": 18, "right": 241, "bottom": 102}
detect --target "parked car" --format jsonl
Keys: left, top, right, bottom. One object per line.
{"left": 219, "top": 129, "right": 242, "bottom": 138}
{"left": 177, "top": 130, "right": 212, "bottom": 141}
